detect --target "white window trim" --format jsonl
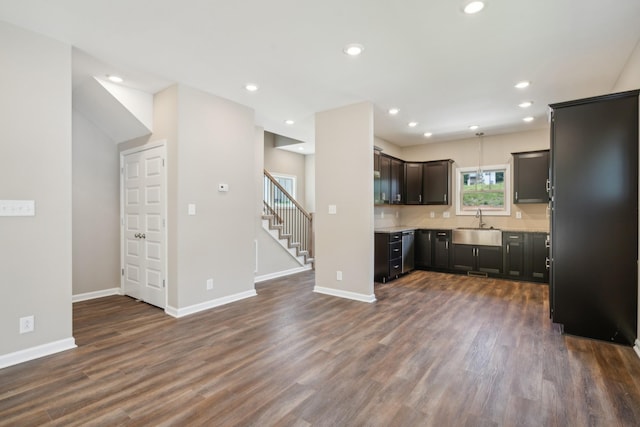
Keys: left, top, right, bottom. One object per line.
{"left": 455, "top": 164, "right": 511, "bottom": 216}
{"left": 270, "top": 172, "right": 297, "bottom": 199}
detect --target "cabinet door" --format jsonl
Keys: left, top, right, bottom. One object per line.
{"left": 513, "top": 150, "right": 549, "bottom": 203}
{"left": 390, "top": 158, "right": 404, "bottom": 204}
{"left": 374, "top": 152, "right": 381, "bottom": 204}
{"left": 476, "top": 246, "right": 502, "bottom": 274}
{"left": 528, "top": 232, "right": 549, "bottom": 282}
{"left": 503, "top": 232, "right": 525, "bottom": 278}
{"left": 405, "top": 163, "right": 423, "bottom": 204}
{"left": 423, "top": 160, "right": 451, "bottom": 205}
{"left": 451, "top": 244, "right": 475, "bottom": 272}
{"left": 433, "top": 232, "right": 451, "bottom": 269}
{"left": 379, "top": 155, "right": 391, "bottom": 203}
{"left": 415, "top": 229, "right": 432, "bottom": 268}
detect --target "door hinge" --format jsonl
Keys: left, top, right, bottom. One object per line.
{"left": 121, "top": 268, "right": 124, "bottom": 276}
{"left": 162, "top": 159, "right": 165, "bottom": 167}
{"left": 121, "top": 217, "right": 124, "bottom": 226}
{"left": 163, "top": 279, "right": 166, "bottom": 288}
{"left": 121, "top": 167, "right": 124, "bottom": 175}
{"left": 162, "top": 218, "right": 166, "bottom": 227}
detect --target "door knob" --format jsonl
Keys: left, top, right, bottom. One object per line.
{"left": 134, "top": 233, "right": 140, "bottom": 238}
{"left": 141, "top": 233, "right": 146, "bottom": 239}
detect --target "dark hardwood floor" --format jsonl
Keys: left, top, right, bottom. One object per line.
{"left": 2, "top": 270, "right": 640, "bottom": 426}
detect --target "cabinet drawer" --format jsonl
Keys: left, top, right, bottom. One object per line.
{"left": 389, "top": 259, "right": 402, "bottom": 277}
{"left": 389, "top": 241, "right": 402, "bottom": 257}
{"left": 389, "top": 232, "right": 402, "bottom": 242}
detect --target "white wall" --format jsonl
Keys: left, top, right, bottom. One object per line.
{"left": 305, "top": 154, "right": 316, "bottom": 213}
{"left": 72, "top": 110, "right": 120, "bottom": 296}
{"left": 614, "top": 39, "right": 640, "bottom": 92}
{"left": 314, "top": 102, "right": 375, "bottom": 301}
{"left": 0, "top": 23, "right": 75, "bottom": 361}
{"left": 175, "top": 85, "right": 256, "bottom": 308}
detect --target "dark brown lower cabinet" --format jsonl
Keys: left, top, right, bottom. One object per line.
{"left": 452, "top": 244, "right": 502, "bottom": 275}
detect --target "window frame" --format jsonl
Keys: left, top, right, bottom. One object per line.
{"left": 455, "top": 164, "right": 511, "bottom": 216}
{"left": 265, "top": 173, "right": 297, "bottom": 207}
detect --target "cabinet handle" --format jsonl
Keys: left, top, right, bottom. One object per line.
{"left": 418, "top": 195, "right": 422, "bottom": 203}
{"left": 545, "top": 235, "right": 550, "bottom": 248}
{"left": 445, "top": 241, "right": 449, "bottom": 250}
{"left": 394, "top": 264, "right": 400, "bottom": 269}
{"left": 506, "top": 244, "right": 510, "bottom": 254}
{"left": 382, "top": 192, "right": 386, "bottom": 200}
{"left": 545, "top": 257, "right": 551, "bottom": 270}
{"left": 515, "top": 191, "right": 518, "bottom": 201}
{"left": 546, "top": 179, "right": 551, "bottom": 193}
{"left": 394, "top": 248, "right": 400, "bottom": 252}
{"left": 444, "top": 193, "right": 447, "bottom": 203}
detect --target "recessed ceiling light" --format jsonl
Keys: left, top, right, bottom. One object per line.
{"left": 523, "top": 116, "right": 534, "bottom": 122}
{"left": 463, "top": 1, "right": 485, "bottom": 14}
{"left": 519, "top": 101, "right": 533, "bottom": 108}
{"left": 469, "top": 125, "right": 479, "bottom": 130}
{"left": 424, "top": 132, "right": 433, "bottom": 138}
{"left": 515, "top": 81, "right": 530, "bottom": 89}
{"left": 107, "top": 75, "right": 123, "bottom": 83}
{"left": 408, "top": 122, "right": 418, "bottom": 128}
{"left": 245, "top": 83, "right": 259, "bottom": 92}
{"left": 388, "top": 108, "right": 400, "bottom": 115}
{"left": 285, "top": 119, "right": 295, "bottom": 125}
{"left": 343, "top": 43, "right": 364, "bottom": 56}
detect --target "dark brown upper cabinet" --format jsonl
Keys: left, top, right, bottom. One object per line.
{"left": 422, "top": 160, "right": 453, "bottom": 205}
{"left": 512, "top": 150, "right": 549, "bottom": 204}
{"left": 390, "top": 158, "right": 404, "bottom": 204}
{"left": 404, "top": 162, "right": 423, "bottom": 204}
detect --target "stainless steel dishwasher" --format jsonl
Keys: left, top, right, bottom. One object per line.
{"left": 401, "top": 230, "right": 415, "bottom": 273}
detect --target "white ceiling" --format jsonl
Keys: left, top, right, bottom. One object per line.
{"left": 2, "top": 0, "right": 640, "bottom": 153}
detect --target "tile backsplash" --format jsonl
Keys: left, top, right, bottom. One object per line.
{"left": 375, "top": 203, "right": 549, "bottom": 232}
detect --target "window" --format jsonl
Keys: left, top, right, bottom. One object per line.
{"left": 264, "top": 173, "right": 296, "bottom": 206}
{"left": 455, "top": 164, "right": 511, "bottom": 216}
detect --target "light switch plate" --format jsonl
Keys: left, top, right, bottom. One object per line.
{"left": 0, "top": 200, "right": 35, "bottom": 217}
{"left": 188, "top": 204, "right": 196, "bottom": 215}
{"left": 328, "top": 205, "right": 337, "bottom": 215}
{"left": 443, "top": 211, "right": 450, "bottom": 218}
{"left": 516, "top": 211, "right": 522, "bottom": 219}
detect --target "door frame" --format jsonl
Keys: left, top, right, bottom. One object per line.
{"left": 119, "top": 140, "right": 168, "bottom": 309}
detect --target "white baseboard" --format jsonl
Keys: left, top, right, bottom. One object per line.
{"left": 165, "top": 289, "right": 258, "bottom": 318}
{"left": 634, "top": 340, "right": 640, "bottom": 360}
{"left": 72, "top": 287, "right": 122, "bottom": 303}
{"left": 313, "top": 286, "right": 377, "bottom": 303}
{"left": 0, "top": 338, "right": 77, "bottom": 370}
{"left": 255, "top": 266, "right": 311, "bottom": 283}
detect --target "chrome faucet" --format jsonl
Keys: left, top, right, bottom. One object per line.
{"left": 475, "top": 208, "right": 486, "bottom": 228}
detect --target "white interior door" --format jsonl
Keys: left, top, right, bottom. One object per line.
{"left": 122, "top": 145, "right": 166, "bottom": 308}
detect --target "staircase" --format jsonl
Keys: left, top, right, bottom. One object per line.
{"left": 263, "top": 170, "right": 314, "bottom": 267}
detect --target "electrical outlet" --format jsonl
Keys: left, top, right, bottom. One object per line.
{"left": 19, "top": 316, "right": 34, "bottom": 334}
{"left": 430, "top": 212, "right": 435, "bottom": 218}
{"left": 381, "top": 211, "right": 384, "bottom": 219}
{"left": 336, "top": 271, "right": 343, "bottom": 281}
{"left": 515, "top": 211, "right": 522, "bottom": 219}
{"left": 443, "top": 212, "right": 451, "bottom": 218}
{"left": 206, "top": 278, "right": 214, "bottom": 290}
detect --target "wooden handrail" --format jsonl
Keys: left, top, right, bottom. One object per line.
{"left": 264, "top": 169, "right": 312, "bottom": 220}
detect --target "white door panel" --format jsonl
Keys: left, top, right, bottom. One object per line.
{"left": 122, "top": 145, "right": 166, "bottom": 308}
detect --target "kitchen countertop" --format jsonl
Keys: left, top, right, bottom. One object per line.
{"left": 375, "top": 226, "right": 549, "bottom": 234}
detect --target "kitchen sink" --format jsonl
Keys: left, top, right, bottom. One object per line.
{"left": 452, "top": 228, "right": 502, "bottom": 246}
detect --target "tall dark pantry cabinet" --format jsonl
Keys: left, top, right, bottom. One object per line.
{"left": 549, "top": 90, "right": 639, "bottom": 346}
